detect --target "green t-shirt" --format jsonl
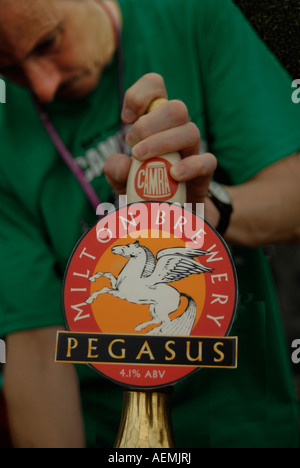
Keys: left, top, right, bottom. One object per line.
{"left": 0, "top": 0, "right": 299, "bottom": 448}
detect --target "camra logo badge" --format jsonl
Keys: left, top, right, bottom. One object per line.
{"left": 57, "top": 202, "right": 238, "bottom": 389}
{"left": 134, "top": 157, "right": 178, "bottom": 201}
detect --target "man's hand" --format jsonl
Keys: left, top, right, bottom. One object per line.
{"left": 104, "top": 73, "right": 217, "bottom": 209}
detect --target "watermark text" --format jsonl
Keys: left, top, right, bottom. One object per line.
{"left": 291, "top": 339, "right": 300, "bottom": 364}
{"left": 0, "top": 339, "right": 6, "bottom": 364}
{"left": 0, "top": 79, "right": 6, "bottom": 104}
{"left": 292, "top": 79, "right": 300, "bottom": 104}
{"left": 96, "top": 196, "right": 205, "bottom": 247}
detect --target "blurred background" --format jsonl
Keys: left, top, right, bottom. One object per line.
{"left": 234, "top": 0, "right": 300, "bottom": 397}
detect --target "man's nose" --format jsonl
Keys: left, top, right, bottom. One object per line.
{"left": 23, "top": 58, "right": 62, "bottom": 103}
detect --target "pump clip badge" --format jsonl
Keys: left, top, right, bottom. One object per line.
{"left": 56, "top": 202, "right": 238, "bottom": 389}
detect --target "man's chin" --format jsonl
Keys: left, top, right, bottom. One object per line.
{"left": 57, "top": 75, "right": 100, "bottom": 101}
{"left": 57, "top": 84, "right": 95, "bottom": 101}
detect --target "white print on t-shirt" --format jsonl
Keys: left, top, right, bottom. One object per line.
{"left": 75, "top": 126, "right": 131, "bottom": 183}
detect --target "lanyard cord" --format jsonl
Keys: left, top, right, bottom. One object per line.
{"left": 33, "top": 2, "right": 125, "bottom": 212}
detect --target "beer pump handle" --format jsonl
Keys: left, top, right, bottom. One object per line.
{"left": 115, "top": 99, "right": 189, "bottom": 448}
{"left": 126, "top": 98, "right": 187, "bottom": 204}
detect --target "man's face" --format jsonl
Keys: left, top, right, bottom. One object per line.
{"left": 0, "top": 0, "right": 112, "bottom": 102}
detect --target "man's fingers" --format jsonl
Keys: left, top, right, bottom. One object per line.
{"left": 171, "top": 153, "right": 218, "bottom": 204}
{"left": 126, "top": 99, "right": 190, "bottom": 148}
{"left": 111, "top": 73, "right": 215, "bottom": 204}
{"left": 130, "top": 122, "right": 201, "bottom": 161}
{"left": 104, "top": 152, "right": 217, "bottom": 205}
{"left": 121, "top": 73, "right": 168, "bottom": 124}
{"left": 121, "top": 73, "right": 202, "bottom": 166}
{"left": 170, "top": 153, "right": 217, "bottom": 182}
{"left": 104, "top": 153, "right": 132, "bottom": 194}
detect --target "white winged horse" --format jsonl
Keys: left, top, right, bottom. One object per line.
{"left": 85, "top": 241, "right": 213, "bottom": 335}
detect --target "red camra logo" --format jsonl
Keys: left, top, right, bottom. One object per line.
{"left": 135, "top": 158, "right": 178, "bottom": 201}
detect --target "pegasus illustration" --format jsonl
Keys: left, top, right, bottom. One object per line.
{"left": 85, "top": 241, "right": 213, "bottom": 335}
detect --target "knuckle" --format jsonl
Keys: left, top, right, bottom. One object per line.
{"left": 124, "top": 83, "right": 134, "bottom": 100}
{"left": 199, "top": 153, "right": 218, "bottom": 175}
{"left": 186, "top": 121, "right": 201, "bottom": 143}
{"left": 123, "top": 74, "right": 167, "bottom": 118}
{"left": 144, "top": 73, "right": 166, "bottom": 90}
{"left": 124, "top": 87, "right": 142, "bottom": 114}
{"left": 133, "top": 114, "right": 150, "bottom": 140}
{"left": 188, "top": 121, "right": 201, "bottom": 137}
{"left": 168, "top": 100, "right": 189, "bottom": 123}
{"left": 206, "top": 152, "right": 218, "bottom": 167}
{"left": 103, "top": 154, "right": 116, "bottom": 176}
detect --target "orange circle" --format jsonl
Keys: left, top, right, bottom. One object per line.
{"left": 89, "top": 230, "right": 206, "bottom": 335}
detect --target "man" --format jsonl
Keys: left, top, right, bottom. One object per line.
{"left": 0, "top": 0, "right": 299, "bottom": 448}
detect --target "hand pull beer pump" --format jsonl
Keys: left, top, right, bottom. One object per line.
{"left": 115, "top": 98, "right": 186, "bottom": 448}
{"left": 56, "top": 97, "right": 238, "bottom": 449}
